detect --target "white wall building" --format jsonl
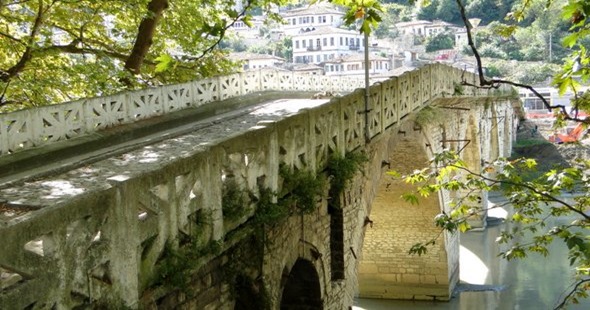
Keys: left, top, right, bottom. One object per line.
{"left": 394, "top": 20, "right": 432, "bottom": 36}
{"left": 230, "top": 16, "right": 266, "bottom": 39}
{"left": 395, "top": 20, "right": 461, "bottom": 38}
{"left": 280, "top": 3, "right": 345, "bottom": 35}
{"left": 229, "top": 52, "right": 286, "bottom": 70}
{"left": 455, "top": 29, "right": 468, "bottom": 47}
{"left": 323, "top": 54, "right": 390, "bottom": 76}
{"left": 292, "top": 26, "right": 364, "bottom": 64}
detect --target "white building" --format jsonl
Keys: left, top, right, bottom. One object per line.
{"left": 292, "top": 26, "right": 364, "bottom": 64}
{"left": 455, "top": 29, "right": 468, "bottom": 47}
{"left": 323, "top": 54, "right": 390, "bottom": 76}
{"left": 395, "top": 20, "right": 461, "bottom": 38}
{"left": 230, "top": 16, "right": 266, "bottom": 39}
{"left": 280, "top": 3, "right": 345, "bottom": 35}
{"left": 229, "top": 52, "right": 286, "bottom": 70}
{"left": 394, "top": 20, "right": 432, "bottom": 36}
{"left": 292, "top": 63, "right": 324, "bottom": 75}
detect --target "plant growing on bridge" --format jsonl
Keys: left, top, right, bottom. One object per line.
{"left": 415, "top": 106, "right": 448, "bottom": 127}
{"left": 326, "top": 151, "right": 368, "bottom": 207}
{"left": 279, "top": 165, "right": 326, "bottom": 214}
{"left": 155, "top": 238, "right": 223, "bottom": 289}
{"left": 222, "top": 178, "right": 249, "bottom": 221}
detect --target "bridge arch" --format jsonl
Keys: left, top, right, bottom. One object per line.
{"left": 280, "top": 258, "right": 323, "bottom": 309}
{"left": 357, "top": 120, "right": 458, "bottom": 300}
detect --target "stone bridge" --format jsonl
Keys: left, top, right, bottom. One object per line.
{"left": 0, "top": 64, "right": 519, "bottom": 309}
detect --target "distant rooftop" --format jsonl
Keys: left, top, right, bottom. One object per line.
{"left": 229, "top": 52, "right": 285, "bottom": 61}
{"left": 282, "top": 3, "right": 344, "bottom": 17}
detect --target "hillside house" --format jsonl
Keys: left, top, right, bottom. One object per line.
{"left": 280, "top": 3, "right": 345, "bottom": 35}
{"left": 323, "top": 54, "right": 390, "bottom": 76}
{"left": 292, "top": 26, "right": 364, "bottom": 64}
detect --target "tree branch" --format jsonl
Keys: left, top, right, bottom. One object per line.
{"left": 124, "top": 0, "right": 169, "bottom": 75}
{"left": 554, "top": 278, "right": 590, "bottom": 309}
{"left": 0, "top": 0, "right": 45, "bottom": 82}
{"left": 184, "top": 0, "right": 254, "bottom": 65}
{"left": 454, "top": 0, "right": 589, "bottom": 124}
{"left": 450, "top": 164, "right": 590, "bottom": 222}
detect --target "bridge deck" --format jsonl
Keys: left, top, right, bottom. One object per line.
{"left": 0, "top": 91, "right": 325, "bottom": 189}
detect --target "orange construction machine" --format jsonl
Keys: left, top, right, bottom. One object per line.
{"left": 549, "top": 123, "right": 586, "bottom": 143}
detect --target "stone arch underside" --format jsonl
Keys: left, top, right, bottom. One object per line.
{"left": 280, "top": 258, "right": 323, "bottom": 310}
{"left": 357, "top": 130, "right": 456, "bottom": 301}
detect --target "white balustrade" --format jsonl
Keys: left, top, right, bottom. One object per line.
{"left": 0, "top": 65, "right": 504, "bottom": 156}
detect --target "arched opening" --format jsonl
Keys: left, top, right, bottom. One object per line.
{"left": 358, "top": 134, "right": 457, "bottom": 300}
{"left": 280, "top": 259, "right": 323, "bottom": 310}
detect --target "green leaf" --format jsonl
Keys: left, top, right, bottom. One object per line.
{"left": 402, "top": 193, "right": 419, "bottom": 205}
{"left": 563, "top": 33, "right": 579, "bottom": 48}
{"left": 155, "top": 54, "right": 174, "bottom": 73}
{"left": 458, "top": 221, "right": 471, "bottom": 233}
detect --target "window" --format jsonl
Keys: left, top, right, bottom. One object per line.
{"left": 311, "top": 16, "right": 314, "bottom": 23}
{"left": 339, "top": 37, "right": 343, "bottom": 46}
{"left": 345, "top": 37, "right": 348, "bottom": 45}
{"left": 316, "top": 38, "right": 321, "bottom": 47}
{"left": 356, "top": 38, "right": 360, "bottom": 46}
{"left": 330, "top": 37, "right": 334, "bottom": 46}
{"left": 323, "top": 38, "right": 327, "bottom": 46}
{"left": 295, "top": 40, "right": 299, "bottom": 49}
{"left": 302, "top": 40, "right": 307, "bottom": 48}
{"left": 309, "top": 39, "right": 312, "bottom": 47}
{"left": 316, "top": 55, "right": 320, "bottom": 62}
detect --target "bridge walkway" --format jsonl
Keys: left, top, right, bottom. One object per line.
{"left": 0, "top": 91, "right": 323, "bottom": 188}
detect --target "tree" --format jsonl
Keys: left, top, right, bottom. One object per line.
{"left": 0, "top": 0, "right": 287, "bottom": 111}
{"left": 402, "top": 0, "right": 590, "bottom": 308}
{"left": 424, "top": 30, "right": 454, "bottom": 52}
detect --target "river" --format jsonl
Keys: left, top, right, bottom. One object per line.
{"left": 354, "top": 195, "right": 590, "bottom": 310}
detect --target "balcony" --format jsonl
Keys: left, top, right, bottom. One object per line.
{"left": 307, "top": 45, "right": 322, "bottom": 51}
{"left": 349, "top": 45, "right": 360, "bottom": 50}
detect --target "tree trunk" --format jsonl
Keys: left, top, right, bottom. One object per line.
{"left": 124, "top": 0, "right": 169, "bottom": 75}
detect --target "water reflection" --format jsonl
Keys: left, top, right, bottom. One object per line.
{"left": 355, "top": 197, "right": 590, "bottom": 310}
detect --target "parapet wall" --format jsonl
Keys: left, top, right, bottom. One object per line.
{"left": 0, "top": 65, "right": 512, "bottom": 156}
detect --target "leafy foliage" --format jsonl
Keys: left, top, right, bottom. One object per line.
{"left": 0, "top": 0, "right": 289, "bottom": 111}
{"left": 279, "top": 165, "right": 326, "bottom": 214}
{"left": 398, "top": 150, "right": 590, "bottom": 307}
{"left": 326, "top": 151, "right": 367, "bottom": 202}
{"left": 425, "top": 31, "right": 454, "bottom": 52}
{"left": 328, "top": 0, "right": 384, "bottom": 35}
